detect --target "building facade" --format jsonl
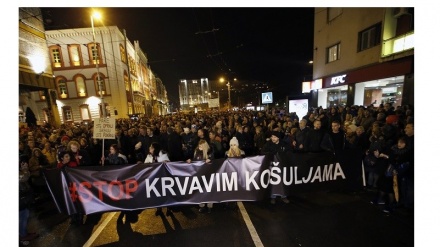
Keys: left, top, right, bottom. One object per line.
{"left": 179, "top": 78, "right": 212, "bottom": 112}
{"left": 33, "top": 25, "right": 169, "bottom": 124}
{"left": 307, "top": 7, "right": 414, "bottom": 109}
{"left": 19, "top": 7, "right": 61, "bottom": 128}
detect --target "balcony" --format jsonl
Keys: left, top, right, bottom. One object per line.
{"left": 382, "top": 31, "right": 414, "bottom": 59}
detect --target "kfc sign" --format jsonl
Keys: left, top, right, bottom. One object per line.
{"left": 330, "top": 74, "right": 347, "bottom": 85}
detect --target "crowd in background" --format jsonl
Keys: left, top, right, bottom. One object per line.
{"left": 18, "top": 103, "right": 414, "bottom": 237}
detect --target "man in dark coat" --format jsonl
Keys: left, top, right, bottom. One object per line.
{"left": 166, "top": 127, "right": 184, "bottom": 161}
{"left": 328, "top": 120, "right": 345, "bottom": 161}
{"left": 306, "top": 120, "right": 332, "bottom": 153}
{"left": 261, "top": 131, "right": 292, "bottom": 204}
{"left": 293, "top": 119, "right": 309, "bottom": 152}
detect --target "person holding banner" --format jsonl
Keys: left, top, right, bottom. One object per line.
{"left": 67, "top": 140, "right": 92, "bottom": 166}
{"left": 143, "top": 142, "right": 171, "bottom": 216}
{"left": 56, "top": 151, "right": 77, "bottom": 168}
{"left": 388, "top": 137, "right": 413, "bottom": 210}
{"left": 225, "top": 137, "right": 245, "bottom": 158}
{"left": 56, "top": 150, "right": 85, "bottom": 225}
{"left": 187, "top": 139, "right": 214, "bottom": 213}
{"left": 102, "top": 144, "right": 128, "bottom": 166}
{"left": 144, "top": 142, "right": 170, "bottom": 164}
{"left": 262, "top": 131, "right": 292, "bottom": 205}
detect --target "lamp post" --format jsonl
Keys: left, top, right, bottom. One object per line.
{"left": 91, "top": 11, "right": 106, "bottom": 118}
{"left": 91, "top": 10, "right": 106, "bottom": 165}
{"left": 220, "top": 77, "right": 236, "bottom": 111}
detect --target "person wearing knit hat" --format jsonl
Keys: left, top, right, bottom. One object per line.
{"left": 61, "top": 135, "right": 70, "bottom": 143}
{"left": 230, "top": 136, "right": 239, "bottom": 146}
{"left": 226, "top": 137, "right": 245, "bottom": 158}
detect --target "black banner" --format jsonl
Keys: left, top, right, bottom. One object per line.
{"left": 43, "top": 151, "right": 363, "bottom": 215}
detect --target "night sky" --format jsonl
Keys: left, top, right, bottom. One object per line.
{"left": 41, "top": 7, "right": 314, "bottom": 106}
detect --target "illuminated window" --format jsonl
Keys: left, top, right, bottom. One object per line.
{"left": 56, "top": 77, "right": 68, "bottom": 98}
{"left": 75, "top": 76, "right": 87, "bottom": 97}
{"left": 358, "top": 23, "right": 381, "bottom": 51}
{"left": 124, "top": 72, "right": 130, "bottom": 91}
{"left": 49, "top": 45, "right": 63, "bottom": 68}
{"left": 61, "top": 106, "right": 73, "bottom": 122}
{"left": 393, "top": 33, "right": 414, "bottom": 53}
{"left": 119, "top": 44, "right": 126, "bottom": 63}
{"left": 94, "top": 74, "right": 106, "bottom": 96}
{"left": 382, "top": 31, "right": 414, "bottom": 57}
{"left": 88, "top": 43, "right": 102, "bottom": 65}
{"left": 327, "top": 43, "right": 340, "bottom": 63}
{"left": 68, "top": 44, "right": 82, "bottom": 66}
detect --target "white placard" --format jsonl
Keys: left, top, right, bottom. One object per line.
{"left": 93, "top": 117, "right": 116, "bottom": 139}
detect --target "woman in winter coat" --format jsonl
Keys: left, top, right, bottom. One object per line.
{"left": 225, "top": 137, "right": 245, "bottom": 158}
{"left": 187, "top": 139, "right": 214, "bottom": 213}
{"left": 143, "top": 142, "right": 171, "bottom": 216}
{"left": 144, "top": 142, "right": 169, "bottom": 164}
{"left": 102, "top": 144, "right": 128, "bottom": 166}
{"left": 57, "top": 151, "right": 77, "bottom": 168}
{"left": 28, "top": 148, "right": 51, "bottom": 192}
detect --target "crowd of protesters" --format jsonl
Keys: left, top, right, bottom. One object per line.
{"left": 18, "top": 102, "right": 414, "bottom": 234}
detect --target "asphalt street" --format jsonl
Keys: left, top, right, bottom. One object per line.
{"left": 22, "top": 188, "right": 414, "bottom": 247}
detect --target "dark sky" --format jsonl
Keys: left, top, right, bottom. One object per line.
{"left": 41, "top": 7, "right": 314, "bottom": 105}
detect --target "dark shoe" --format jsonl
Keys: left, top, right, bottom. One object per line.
{"left": 199, "top": 207, "right": 207, "bottom": 213}
{"left": 207, "top": 208, "right": 212, "bottom": 214}
{"left": 281, "top": 197, "right": 290, "bottom": 204}
{"left": 383, "top": 205, "right": 394, "bottom": 214}
{"left": 155, "top": 208, "right": 163, "bottom": 216}
{"left": 370, "top": 199, "right": 385, "bottom": 205}
{"left": 166, "top": 208, "right": 172, "bottom": 216}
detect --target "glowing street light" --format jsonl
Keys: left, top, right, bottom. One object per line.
{"left": 219, "top": 77, "right": 236, "bottom": 110}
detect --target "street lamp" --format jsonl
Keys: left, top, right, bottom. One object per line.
{"left": 91, "top": 10, "right": 106, "bottom": 118}
{"left": 219, "top": 77, "right": 236, "bottom": 111}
